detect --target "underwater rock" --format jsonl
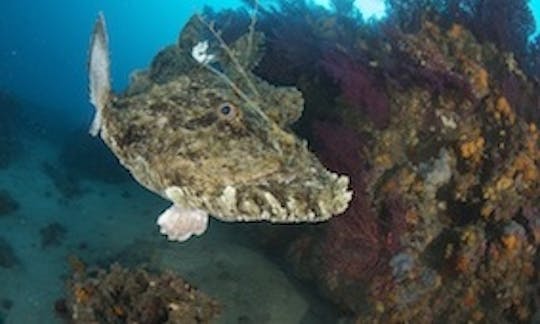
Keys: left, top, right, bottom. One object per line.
{"left": 386, "top": 0, "right": 536, "bottom": 75}
{"left": 0, "top": 190, "right": 19, "bottom": 217}
{"left": 0, "top": 237, "right": 19, "bottom": 268}
{"left": 39, "top": 222, "right": 67, "bottom": 249}
{"left": 61, "top": 262, "right": 220, "bottom": 323}
{"left": 328, "top": 22, "right": 537, "bottom": 322}
{"left": 310, "top": 20, "right": 538, "bottom": 323}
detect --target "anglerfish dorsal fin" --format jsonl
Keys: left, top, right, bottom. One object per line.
{"left": 177, "top": 13, "right": 264, "bottom": 70}
{"left": 88, "top": 11, "right": 111, "bottom": 137}
{"left": 177, "top": 15, "right": 211, "bottom": 55}
{"left": 225, "top": 31, "right": 265, "bottom": 71}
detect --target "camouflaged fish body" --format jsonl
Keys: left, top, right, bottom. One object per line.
{"left": 89, "top": 13, "right": 352, "bottom": 241}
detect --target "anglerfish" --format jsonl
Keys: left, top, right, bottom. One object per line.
{"left": 88, "top": 12, "right": 352, "bottom": 242}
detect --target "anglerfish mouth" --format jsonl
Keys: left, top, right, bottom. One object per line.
{"left": 162, "top": 168, "right": 352, "bottom": 224}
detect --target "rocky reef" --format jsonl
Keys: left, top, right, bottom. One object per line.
{"left": 304, "top": 23, "right": 539, "bottom": 322}
{"left": 192, "top": 1, "right": 539, "bottom": 322}
{"left": 58, "top": 261, "right": 220, "bottom": 323}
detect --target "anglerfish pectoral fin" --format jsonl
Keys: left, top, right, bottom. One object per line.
{"left": 156, "top": 205, "right": 209, "bottom": 242}
{"left": 88, "top": 12, "right": 111, "bottom": 137}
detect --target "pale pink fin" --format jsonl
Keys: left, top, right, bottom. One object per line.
{"left": 156, "top": 205, "right": 209, "bottom": 242}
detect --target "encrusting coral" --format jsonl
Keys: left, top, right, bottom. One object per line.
{"left": 58, "top": 261, "right": 220, "bottom": 323}
{"left": 308, "top": 20, "right": 538, "bottom": 323}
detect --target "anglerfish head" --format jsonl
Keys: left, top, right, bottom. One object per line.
{"left": 89, "top": 12, "right": 352, "bottom": 241}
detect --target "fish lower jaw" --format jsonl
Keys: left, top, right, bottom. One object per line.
{"left": 163, "top": 176, "right": 352, "bottom": 224}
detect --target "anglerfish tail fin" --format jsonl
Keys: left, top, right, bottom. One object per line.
{"left": 88, "top": 12, "right": 111, "bottom": 137}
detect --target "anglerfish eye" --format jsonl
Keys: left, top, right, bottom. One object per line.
{"left": 217, "top": 102, "right": 238, "bottom": 120}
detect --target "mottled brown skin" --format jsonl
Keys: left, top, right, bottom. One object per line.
{"left": 98, "top": 24, "right": 351, "bottom": 223}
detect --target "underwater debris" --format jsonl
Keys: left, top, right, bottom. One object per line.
{"left": 87, "top": 9, "right": 352, "bottom": 242}
{"left": 0, "top": 190, "right": 19, "bottom": 217}
{"left": 61, "top": 262, "right": 220, "bottom": 323}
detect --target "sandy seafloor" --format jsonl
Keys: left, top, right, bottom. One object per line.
{"left": 0, "top": 131, "right": 338, "bottom": 324}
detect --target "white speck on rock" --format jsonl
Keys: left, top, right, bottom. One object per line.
{"left": 191, "top": 40, "right": 215, "bottom": 64}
